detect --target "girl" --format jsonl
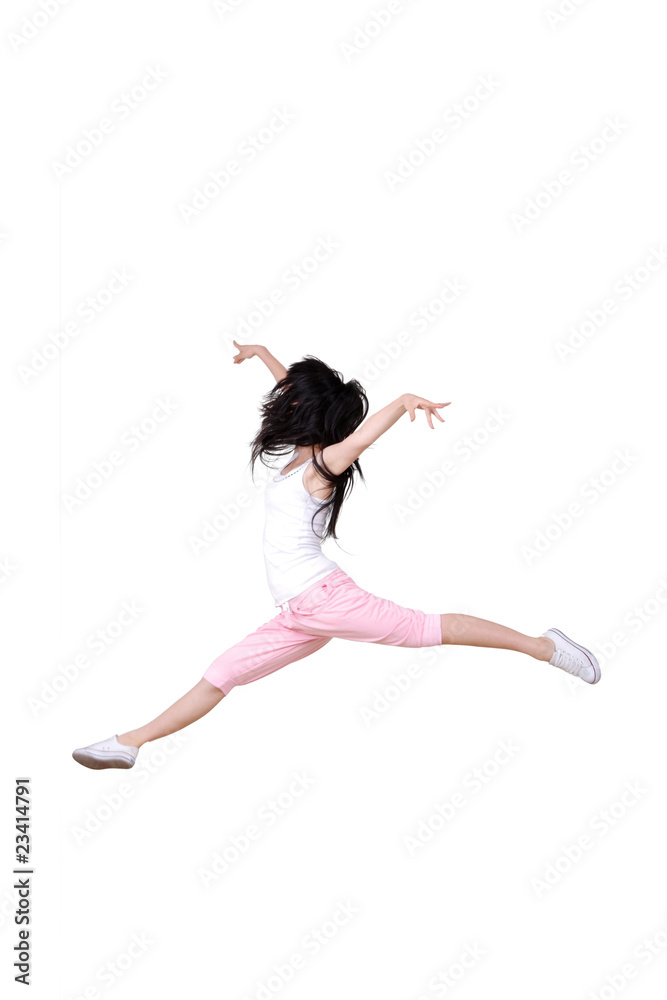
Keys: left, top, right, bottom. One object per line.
{"left": 73, "top": 342, "right": 600, "bottom": 770}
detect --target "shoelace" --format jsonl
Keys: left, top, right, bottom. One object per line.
{"left": 552, "top": 648, "right": 583, "bottom": 675}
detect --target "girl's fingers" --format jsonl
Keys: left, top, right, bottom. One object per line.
{"left": 424, "top": 405, "right": 447, "bottom": 428}
{"left": 415, "top": 402, "right": 445, "bottom": 427}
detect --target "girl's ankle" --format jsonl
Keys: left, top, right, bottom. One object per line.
{"left": 535, "top": 637, "right": 555, "bottom": 662}
{"left": 118, "top": 732, "right": 142, "bottom": 748}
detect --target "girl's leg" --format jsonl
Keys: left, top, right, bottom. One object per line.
{"left": 115, "top": 622, "right": 331, "bottom": 750}
{"left": 440, "top": 613, "right": 554, "bottom": 660}
{"left": 117, "top": 678, "right": 225, "bottom": 748}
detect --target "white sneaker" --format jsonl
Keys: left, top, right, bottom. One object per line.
{"left": 542, "top": 628, "right": 601, "bottom": 684}
{"left": 72, "top": 734, "right": 139, "bottom": 770}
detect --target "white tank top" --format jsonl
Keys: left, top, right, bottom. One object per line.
{"left": 263, "top": 448, "right": 339, "bottom": 605}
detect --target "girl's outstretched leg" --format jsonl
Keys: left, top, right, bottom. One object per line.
{"left": 117, "top": 679, "right": 225, "bottom": 748}
{"left": 440, "top": 614, "right": 553, "bottom": 660}
{"left": 439, "top": 614, "right": 600, "bottom": 682}
{"left": 72, "top": 679, "right": 225, "bottom": 770}
{"left": 73, "top": 615, "right": 333, "bottom": 769}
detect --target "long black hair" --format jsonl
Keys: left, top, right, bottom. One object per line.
{"left": 250, "top": 355, "right": 369, "bottom": 541}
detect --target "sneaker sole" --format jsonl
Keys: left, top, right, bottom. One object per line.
{"left": 72, "top": 749, "right": 137, "bottom": 769}
{"left": 551, "top": 628, "right": 601, "bottom": 684}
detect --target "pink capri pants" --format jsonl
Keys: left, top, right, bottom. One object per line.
{"left": 203, "top": 567, "right": 442, "bottom": 695}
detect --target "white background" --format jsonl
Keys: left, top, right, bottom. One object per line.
{"left": 1, "top": 2, "right": 666, "bottom": 998}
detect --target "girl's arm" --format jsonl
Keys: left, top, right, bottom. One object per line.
{"left": 232, "top": 340, "right": 288, "bottom": 383}
{"left": 320, "top": 394, "right": 449, "bottom": 475}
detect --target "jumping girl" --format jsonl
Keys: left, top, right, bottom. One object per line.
{"left": 73, "top": 342, "right": 600, "bottom": 770}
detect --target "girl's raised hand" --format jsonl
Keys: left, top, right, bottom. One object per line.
{"left": 402, "top": 394, "right": 450, "bottom": 429}
{"left": 232, "top": 340, "right": 259, "bottom": 364}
